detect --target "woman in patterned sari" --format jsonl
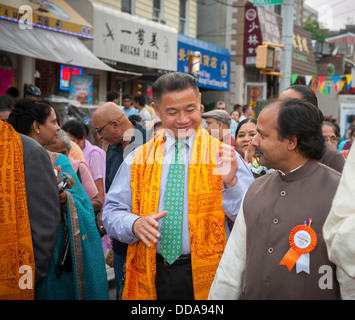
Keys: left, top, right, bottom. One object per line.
{"left": 8, "top": 99, "right": 108, "bottom": 300}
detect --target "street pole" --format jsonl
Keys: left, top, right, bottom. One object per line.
{"left": 279, "top": 0, "right": 294, "bottom": 94}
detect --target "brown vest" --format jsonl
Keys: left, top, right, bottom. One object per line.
{"left": 320, "top": 142, "right": 345, "bottom": 173}
{"left": 242, "top": 159, "right": 341, "bottom": 299}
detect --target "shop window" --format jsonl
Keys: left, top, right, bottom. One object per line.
{"left": 274, "top": 4, "right": 281, "bottom": 15}
{"left": 179, "top": 0, "right": 187, "bottom": 34}
{"left": 122, "top": 0, "right": 134, "bottom": 14}
{"left": 153, "top": 0, "right": 163, "bottom": 22}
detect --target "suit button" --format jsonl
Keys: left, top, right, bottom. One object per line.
{"left": 280, "top": 191, "right": 286, "bottom": 196}
{"left": 273, "top": 218, "right": 279, "bottom": 224}
{"left": 268, "top": 247, "right": 274, "bottom": 254}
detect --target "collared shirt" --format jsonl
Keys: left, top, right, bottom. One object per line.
{"left": 103, "top": 130, "right": 254, "bottom": 255}
{"left": 105, "top": 121, "right": 147, "bottom": 257}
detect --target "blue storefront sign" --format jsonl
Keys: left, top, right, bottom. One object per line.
{"left": 177, "top": 34, "right": 230, "bottom": 91}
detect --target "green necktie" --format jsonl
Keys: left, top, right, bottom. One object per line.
{"left": 161, "top": 141, "right": 185, "bottom": 264}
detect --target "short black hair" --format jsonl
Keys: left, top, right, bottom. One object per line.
{"left": 106, "top": 90, "right": 119, "bottom": 102}
{"left": 276, "top": 98, "right": 325, "bottom": 160}
{"left": 286, "top": 84, "right": 318, "bottom": 108}
{"left": 152, "top": 72, "right": 199, "bottom": 106}
{"left": 284, "top": 85, "right": 323, "bottom": 123}
{"left": 6, "top": 86, "right": 19, "bottom": 98}
{"left": 242, "top": 104, "right": 250, "bottom": 113}
{"left": 122, "top": 93, "right": 132, "bottom": 100}
{"left": 133, "top": 94, "right": 146, "bottom": 107}
{"left": 61, "top": 119, "right": 88, "bottom": 140}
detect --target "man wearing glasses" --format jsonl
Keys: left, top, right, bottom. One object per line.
{"left": 91, "top": 101, "right": 147, "bottom": 299}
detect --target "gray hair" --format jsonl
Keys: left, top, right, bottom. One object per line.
{"left": 57, "top": 129, "right": 72, "bottom": 151}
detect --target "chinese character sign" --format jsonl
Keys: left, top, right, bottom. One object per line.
{"left": 177, "top": 35, "right": 230, "bottom": 91}
{"left": 243, "top": 4, "right": 263, "bottom": 66}
{"left": 93, "top": 5, "right": 177, "bottom": 71}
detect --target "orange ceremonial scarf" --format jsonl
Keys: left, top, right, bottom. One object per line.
{"left": 0, "top": 122, "right": 35, "bottom": 300}
{"left": 123, "top": 126, "right": 226, "bottom": 300}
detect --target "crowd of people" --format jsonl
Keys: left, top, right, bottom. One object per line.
{"left": 0, "top": 72, "right": 354, "bottom": 300}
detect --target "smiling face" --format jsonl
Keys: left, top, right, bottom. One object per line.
{"left": 252, "top": 104, "right": 291, "bottom": 172}
{"left": 152, "top": 88, "right": 202, "bottom": 140}
{"left": 235, "top": 121, "right": 257, "bottom": 158}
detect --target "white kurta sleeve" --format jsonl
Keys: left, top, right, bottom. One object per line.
{"left": 208, "top": 195, "right": 247, "bottom": 300}
{"left": 323, "top": 146, "right": 355, "bottom": 298}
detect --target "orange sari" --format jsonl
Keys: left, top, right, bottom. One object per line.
{"left": 123, "top": 127, "right": 226, "bottom": 300}
{"left": 0, "top": 122, "right": 35, "bottom": 300}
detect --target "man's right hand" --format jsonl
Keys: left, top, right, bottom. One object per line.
{"left": 132, "top": 211, "right": 168, "bottom": 247}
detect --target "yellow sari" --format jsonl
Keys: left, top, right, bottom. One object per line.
{"left": 0, "top": 122, "right": 35, "bottom": 300}
{"left": 123, "top": 127, "right": 226, "bottom": 300}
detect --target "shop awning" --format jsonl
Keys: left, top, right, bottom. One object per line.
{"left": 0, "top": 19, "right": 141, "bottom": 75}
{"left": 0, "top": 0, "right": 93, "bottom": 39}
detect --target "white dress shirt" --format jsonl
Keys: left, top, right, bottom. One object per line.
{"left": 103, "top": 131, "right": 254, "bottom": 255}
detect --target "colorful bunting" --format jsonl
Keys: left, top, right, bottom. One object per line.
{"left": 333, "top": 75, "right": 340, "bottom": 85}
{"left": 340, "top": 80, "right": 345, "bottom": 91}
{"left": 286, "top": 74, "right": 352, "bottom": 96}
{"left": 346, "top": 74, "right": 352, "bottom": 85}
{"left": 291, "top": 74, "right": 298, "bottom": 85}
{"left": 327, "top": 82, "right": 331, "bottom": 95}
{"left": 305, "top": 75, "right": 313, "bottom": 86}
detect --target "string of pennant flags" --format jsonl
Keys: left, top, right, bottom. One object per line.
{"left": 277, "top": 74, "right": 353, "bottom": 96}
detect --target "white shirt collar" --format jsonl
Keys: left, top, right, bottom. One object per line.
{"left": 164, "top": 130, "right": 195, "bottom": 153}
{"left": 278, "top": 164, "right": 304, "bottom": 176}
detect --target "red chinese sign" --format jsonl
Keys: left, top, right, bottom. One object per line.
{"left": 243, "top": 4, "right": 262, "bottom": 66}
{"left": 243, "top": 3, "right": 281, "bottom": 69}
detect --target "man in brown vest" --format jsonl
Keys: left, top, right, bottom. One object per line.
{"left": 209, "top": 98, "right": 349, "bottom": 300}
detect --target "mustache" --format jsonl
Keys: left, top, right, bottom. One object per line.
{"left": 254, "top": 147, "right": 263, "bottom": 156}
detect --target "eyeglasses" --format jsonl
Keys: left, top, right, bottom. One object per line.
{"left": 95, "top": 120, "right": 115, "bottom": 134}
{"left": 95, "top": 115, "right": 124, "bottom": 134}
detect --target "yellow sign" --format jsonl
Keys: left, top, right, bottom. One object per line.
{"left": 0, "top": 0, "right": 93, "bottom": 38}
{"left": 179, "top": 48, "right": 218, "bottom": 69}
{"left": 293, "top": 33, "right": 309, "bottom": 53}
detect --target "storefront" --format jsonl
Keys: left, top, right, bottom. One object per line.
{"left": 68, "top": 0, "right": 177, "bottom": 104}
{"left": 0, "top": 0, "right": 124, "bottom": 103}
{"left": 177, "top": 34, "right": 230, "bottom": 109}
